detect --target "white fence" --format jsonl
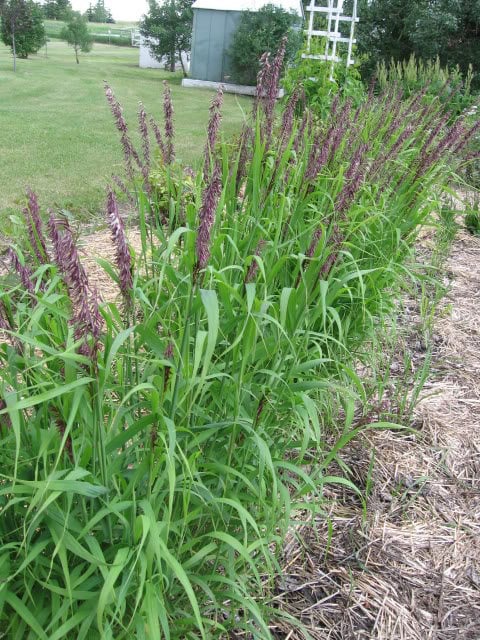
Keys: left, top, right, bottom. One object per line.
{"left": 304, "top": 0, "right": 359, "bottom": 80}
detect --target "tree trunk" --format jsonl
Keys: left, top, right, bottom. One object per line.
{"left": 178, "top": 48, "right": 186, "bottom": 77}
{"left": 11, "top": 20, "right": 16, "bottom": 72}
{"left": 75, "top": 46, "right": 79, "bottom": 64}
{"left": 170, "top": 48, "right": 175, "bottom": 73}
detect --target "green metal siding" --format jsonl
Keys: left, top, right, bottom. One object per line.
{"left": 190, "top": 9, "right": 242, "bottom": 83}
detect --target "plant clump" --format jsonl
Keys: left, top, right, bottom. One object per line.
{"left": 0, "top": 42, "right": 477, "bottom": 638}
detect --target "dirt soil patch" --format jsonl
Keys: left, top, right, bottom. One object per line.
{"left": 272, "top": 226, "right": 480, "bottom": 639}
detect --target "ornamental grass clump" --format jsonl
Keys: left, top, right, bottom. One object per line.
{"left": 0, "top": 46, "right": 477, "bottom": 638}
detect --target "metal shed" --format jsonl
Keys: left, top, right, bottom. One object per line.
{"left": 189, "top": 0, "right": 304, "bottom": 84}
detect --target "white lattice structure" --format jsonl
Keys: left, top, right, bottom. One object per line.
{"left": 304, "top": 0, "right": 359, "bottom": 80}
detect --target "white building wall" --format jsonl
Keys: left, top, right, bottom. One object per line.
{"left": 139, "top": 36, "right": 190, "bottom": 71}
{"left": 139, "top": 37, "right": 164, "bottom": 69}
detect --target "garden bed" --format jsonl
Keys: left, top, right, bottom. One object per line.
{"left": 272, "top": 221, "right": 480, "bottom": 639}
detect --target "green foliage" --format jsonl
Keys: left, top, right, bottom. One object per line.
{"left": 140, "top": 0, "right": 193, "bottom": 76}
{"left": 60, "top": 13, "right": 93, "bottom": 63}
{"left": 229, "top": 4, "right": 302, "bottom": 86}
{"left": 149, "top": 159, "right": 196, "bottom": 214}
{"left": 283, "top": 40, "right": 366, "bottom": 119}
{"left": 465, "top": 199, "right": 480, "bottom": 236}
{"left": 1, "top": 0, "right": 46, "bottom": 60}
{"left": 376, "top": 55, "right": 475, "bottom": 117}
{"left": 0, "top": 70, "right": 466, "bottom": 637}
{"left": 85, "top": 0, "right": 114, "bottom": 24}
{"left": 42, "top": 0, "right": 72, "bottom": 20}
{"left": 356, "top": 0, "right": 480, "bottom": 89}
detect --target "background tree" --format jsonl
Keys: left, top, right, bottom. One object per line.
{"left": 1, "top": 0, "right": 46, "bottom": 70}
{"left": 356, "top": 0, "right": 480, "bottom": 88}
{"left": 61, "top": 12, "right": 92, "bottom": 63}
{"left": 229, "top": 4, "right": 302, "bottom": 86}
{"left": 85, "top": 0, "right": 114, "bottom": 24}
{"left": 140, "top": 0, "right": 193, "bottom": 76}
{"left": 43, "top": 0, "right": 71, "bottom": 20}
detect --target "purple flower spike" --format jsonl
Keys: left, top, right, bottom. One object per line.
{"left": 336, "top": 143, "right": 369, "bottom": 215}
{"left": 305, "top": 129, "right": 330, "bottom": 181}
{"left": 24, "top": 189, "right": 49, "bottom": 264}
{"left": 415, "top": 120, "right": 464, "bottom": 180}
{"left": 150, "top": 116, "right": 167, "bottom": 163}
{"left": 452, "top": 119, "right": 480, "bottom": 154}
{"left": 195, "top": 162, "right": 223, "bottom": 273}
{"left": 245, "top": 240, "right": 266, "bottom": 283}
{"left": 234, "top": 125, "right": 252, "bottom": 191}
{"left": 138, "top": 103, "right": 150, "bottom": 169}
{"left": 163, "top": 340, "right": 175, "bottom": 392}
{"left": 104, "top": 82, "right": 142, "bottom": 178}
{"left": 47, "top": 214, "right": 101, "bottom": 358}
{"left": 204, "top": 86, "right": 224, "bottom": 182}
{"left": 293, "top": 109, "right": 311, "bottom": 155}
{"left": 163, "top": 81, "right": 175, "bottom": 164}
{"left": 8, "top": 248, "right": 36, "bottom": 294}
{"left": 255, "top": 51, "right": 271, "bottom": 109}
{"left": 280, "top": 86, "right": 303, "bottom": 150}
{"left": 164, "top": 341, "right": 174, "bottom": 360}
{"left": 0, "top": 397, "right": 12, "bottom": 431}
{"left": 264, "top": 36, "right": 287, "bottom": 145}
{"left": 0, "top": 300, "right": 11, "bottom": 332}
{"left": 106, "top": 189, "right": 133, "bottom": 303}
{"left": 306, "top": 228, "right": 323, "bottom": 258}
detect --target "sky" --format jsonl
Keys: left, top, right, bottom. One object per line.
{"left": 70, "top": 1, "right": 149, "bottom": 23}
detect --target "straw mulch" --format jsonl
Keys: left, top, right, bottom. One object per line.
{"left": 271, "top": 224, "right": 480, "bottom": 639}
{"left": 79, "top": 225, "right": 143, "bottom": 304}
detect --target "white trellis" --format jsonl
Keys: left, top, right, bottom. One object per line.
{"left": 303, "top": 0, "right": 359, "bottom": 81}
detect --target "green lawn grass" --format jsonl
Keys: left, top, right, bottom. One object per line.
{"left": 0, "top": 40, "right": 250, "bottom": 224}
{"left": 45, "top": 19, "right": 138, "bottom": 34}
{"left": 44, "top": 20, "right": 138, "bottom": 45}
{"left": 44, "top": 19, "right": 138, "bottom": 35}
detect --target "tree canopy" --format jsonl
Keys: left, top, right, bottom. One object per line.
{"left": 85, "top": 0, "right": 114, "bottom": 23}
{"left": 356, "top": 0, "right": 480, "bottom": 87}
{"left": 1, "top": 0, "right": 46, "bottom": 67}
{"left": 140, "top": 0, "right": 193, "bottom": 76}
{"left": 61, "top": 12, "right": 92, "bottom": 63}
{"left": 42, "top": 0, "right": 71, "bottom": 20}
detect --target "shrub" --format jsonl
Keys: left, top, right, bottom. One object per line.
{"left": 376, "top": 55, "right": 476, "bottom": 117}
{"left": 228, "top": 4, "right": 302, "bottom": 85}
{"left": 283, "top": 39, "right": 366, "bottom": 118}
{"left": 0, "top": 45, "right": 476, "bottom": 638}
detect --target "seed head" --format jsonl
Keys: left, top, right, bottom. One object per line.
{"left": 106, "top": 189, "right": 133, "bottom": 303}
{"left": 23, "top": 189, "right": 49, "bottom": 264}
{"left": 195, "top": 162, "right": 223, "bottom": 273}
{"left": 163, "top": 81, "right": 175, "bottom": 164}
{"left": 204, "top": 86, "right": 224, "bottom": 182}
{"left": 8, "top": 248, "right": 35, "bottom": 294}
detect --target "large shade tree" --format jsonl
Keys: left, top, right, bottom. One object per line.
{"left": 140, "top": 0, "right": 194, "bottom": 76}
{"left": 1, "top": 0, "right": 46, "bottom": 71}
{"left": 356, "top": 0, "right": 480, "bottom": 87}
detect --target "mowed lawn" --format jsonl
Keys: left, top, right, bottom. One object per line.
{"left": 0, "top": 40, "right": 251, "bottom": 223}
